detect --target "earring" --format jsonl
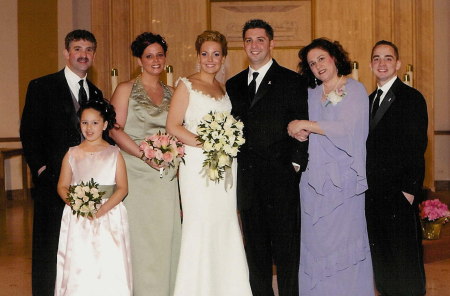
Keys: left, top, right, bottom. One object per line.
{"left": 315, "top": 77, "right": 318, "bottom": 85}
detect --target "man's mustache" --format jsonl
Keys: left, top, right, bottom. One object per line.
{"left": 77, "top": 57, "right": 89, "bottom": 63}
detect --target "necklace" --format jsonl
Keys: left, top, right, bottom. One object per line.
{"left": 322, "top": 75, "right": 343, "bottom": 96}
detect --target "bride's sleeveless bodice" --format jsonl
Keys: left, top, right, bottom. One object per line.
{"left": 180, "top": 77, "right": 232, "bottom": 133}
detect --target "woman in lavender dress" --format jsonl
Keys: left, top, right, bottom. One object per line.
{"left": 288, "top": 38, "right": 374, "bottom": 296}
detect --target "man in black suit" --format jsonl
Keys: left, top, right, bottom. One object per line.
{"left": 366, "top": 40, "right": 427, "bottom": 296}
{"left": 226, "top": 19, "right": 308, "bottom": 296}
{"left": 20, "top": 29, "right": 102, "bottom": 295}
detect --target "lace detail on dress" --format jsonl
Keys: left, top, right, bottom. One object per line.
{"left": 177, "top": 77, "right": 227, "bottom": 101}
{"left": 131, "top": 75, "right": 171, "bottom": 115}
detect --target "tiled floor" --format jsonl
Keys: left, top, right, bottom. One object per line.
{"left": 1, "top": 196, "right": 450, "bottom": 296}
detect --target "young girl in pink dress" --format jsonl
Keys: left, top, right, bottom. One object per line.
{"left": 55, "top": 100, "right": 132, "bottom": 296}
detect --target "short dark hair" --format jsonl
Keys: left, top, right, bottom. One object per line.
{"left": 78, "top": 99, "right": 117, "bottom": 132}
{"left": 131, "top": 32, "right": 168, "bottom": 58}
{"left": 65, "top": 30, "right": 97, "bottom": 51}
{"left": 298, "top": 38, "right": 352, "bottom": 88}
{"left": 371, "top": 40, "right": 399, "bottom": 60}
{"left": 242, "top": 19, "right": 274, "bottom": 40}
{"left": 195, "top": 30, "right": 228, "bottom": 57}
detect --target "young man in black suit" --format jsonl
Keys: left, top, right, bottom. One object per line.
{"left": 366, "top": 40, "right": 427, "bottom": 296}
{"left": 226, "top": 19, "right": 308, "bottom": 296}
{"left": 20, "top": 29, "right": 103, "bottom": 295}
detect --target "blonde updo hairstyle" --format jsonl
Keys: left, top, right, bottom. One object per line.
{"left": 195, "top": 30, "right": 228, "bottom": 57}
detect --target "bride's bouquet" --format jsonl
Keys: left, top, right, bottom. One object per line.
{"left": 67, "top": 178, "right": 105, "bottom": 218}
{"left": 139, "top": 131, "right": 185, "bottom": 178}
{"left": 196, "top": 111, "right": 245, "bottom": 182}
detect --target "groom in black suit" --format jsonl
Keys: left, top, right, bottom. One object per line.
{"left": 366, "top": 40, "right": 427, "bottom": 296}
{"left": 20, "top": 29, "right": 102, "bottom": 295}
{"left": 226, "top": 19, "right": 308, "bottom": 296}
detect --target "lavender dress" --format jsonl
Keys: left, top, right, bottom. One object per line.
{"left": 299, "top": 78, "right": 374, "bottom": 296}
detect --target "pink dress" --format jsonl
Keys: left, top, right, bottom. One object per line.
{"left": 55, "top": 145, "right": 132, "bottom": 296}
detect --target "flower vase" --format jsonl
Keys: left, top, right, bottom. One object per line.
{"left": 421, "top": 219, "right": 445, "bottom": 240}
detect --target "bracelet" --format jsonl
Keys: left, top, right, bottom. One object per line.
{"left": 139, "top": 152, "right": 148, "bottom": 162}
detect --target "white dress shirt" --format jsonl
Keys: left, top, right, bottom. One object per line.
{"left": 64, "top": 66, "right": 90, "bottom": 102}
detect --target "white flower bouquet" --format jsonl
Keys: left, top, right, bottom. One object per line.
{"left": 67, "top": 178, "right": 105, "bottom": 218}
{"left": 196, "top": 111, "right": 245, "bottom": 182}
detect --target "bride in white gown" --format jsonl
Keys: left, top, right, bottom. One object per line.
{"left": 166, "top": 30, "right": 252, "bottom": 296}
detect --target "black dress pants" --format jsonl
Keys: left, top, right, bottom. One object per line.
{"left": 366, "top": 190, "right": 426, "bottom": 296}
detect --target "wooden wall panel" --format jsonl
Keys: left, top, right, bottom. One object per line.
{"left": 90, "top": 0, "right": 436, "bottom": 188}
{"left": 91, "top": 0, "right": 111, "bottom": 98}
{"left": 415, "top": 0, "right": 435, "bottom": 189}
{"left": 313, "top": 0, "right": 373, "bottom": 91}
{"left": 151, "top": 0, "right": 208, "bottom": 80}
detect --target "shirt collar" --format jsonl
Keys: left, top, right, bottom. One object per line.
{"left": 377, "top": 75, "right": 397, "bottom": 94}
{"left": 248, "top": 59, "right": 273, "bottom": 81}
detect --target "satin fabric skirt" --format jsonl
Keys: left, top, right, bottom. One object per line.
{"left": 55, "top": 202, "right": 132, "bottom": 296}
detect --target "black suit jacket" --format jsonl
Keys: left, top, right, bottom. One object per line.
{"left": 366, "top": 77, "right": 428, "bottom": 197}
{"left": 20, "top": 69, "right": 103, "bottom": 191}
{"left": 226, "top": 60, "right": 308, "bottom": 209}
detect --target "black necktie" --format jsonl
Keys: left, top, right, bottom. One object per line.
{"left": 248, "top": 72, "right": 259, "bottom": 102}
{"left": 371, "top": 89, "right": 383, "bottom": 118}
{"left": 78, "top": 80, "right": 88, "bottom": 106}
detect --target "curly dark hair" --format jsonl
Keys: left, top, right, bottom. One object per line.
{"left": 298, "top": 38, "right": 352, "bottom": 88}
{"left": 65, "top": 30, "right": 97, "bottom": 51}
{"left": 78, "top": 99, "right": 117, "bottom": 132}
{"left": 242, "top": 19, "right": 274, "bottom": 40}
{"left": 131, "top": 32, "right": 168, "bottom": 58}
{"left": 195, "top": 30, "right": 228, "bottom": 56}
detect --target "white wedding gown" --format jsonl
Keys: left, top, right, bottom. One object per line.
{"left": 174, "top": 77, "right": 252, "bottom": 296}
{"left": 55, "top": 145, "right": 132, "bottom": 296}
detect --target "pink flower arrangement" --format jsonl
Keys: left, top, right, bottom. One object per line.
{"left": 419, "top": 199, "right": 450, "bottom": 222}
{"left": 139, "top": 131, "right": 185, "bottom": 178}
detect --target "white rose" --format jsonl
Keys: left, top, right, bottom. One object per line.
{"left": 218, "top": 153, "right": 231, "bottom": 167}
{"left": 74, "top": 186, "right": 84, "bottom": 196}
{"left": 229, "top": 146, "right": 239, "bottom": 157}
{"left": 203, "top": 141, "right": 214, "bottom": 152}
{"left": 210, "top": 121, "right": 221, "bottom": 130}
{"left": 82, "top": 195, "right": 89, "bottom": 202}
{"left": 203, "top": 113, "right": 213, "bottom": 122}
{"left": 90, "top": 188, "right": 98, "bottom": 195}
{"left": 214, "top": 142, "right": 223, "bottom": 150}
{"left": 215, "top": 112, "right": 225, "bottom": 122}
{"left": 234, "top": 121, "right": 244, "bottom": 130}
{"left": 80, "top": 205, "right": 90, "bottom": 213}
{"left": 235, "top": 136, "right": 245, "bottom": 146}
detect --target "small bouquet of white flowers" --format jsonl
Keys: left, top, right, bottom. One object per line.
{"left": 67, "top": 178, "right": 105, "bottom": 218}
{"left": 196, "top": 111, "right": 245, "bottom": 182}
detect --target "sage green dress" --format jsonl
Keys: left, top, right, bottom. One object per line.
{"left": 122, "top": 75, "right": 181, "bottom": 296}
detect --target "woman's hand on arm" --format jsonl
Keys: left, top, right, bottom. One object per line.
{"left": 166, "top": 81, "right": 201, "bottom": 148}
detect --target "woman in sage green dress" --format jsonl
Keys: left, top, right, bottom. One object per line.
{"left": 110, "top": 32, "right": 181, "bottom": 296}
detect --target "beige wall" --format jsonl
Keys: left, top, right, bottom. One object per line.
{"left": 434, "top": 0, "right": 450, "bottom": 180}
{"left": 0, "top": 0, "right": 21, "bottom": 190}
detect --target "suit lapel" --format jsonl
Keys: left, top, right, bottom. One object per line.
{"left": 57, "top": 70, "right": 82, "bottom": 136}
{"left": 250, "top": 62, "right": 277, "bottom": 108}
{"left": 369, "top": 78, "right": 402, "bottom": 130}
